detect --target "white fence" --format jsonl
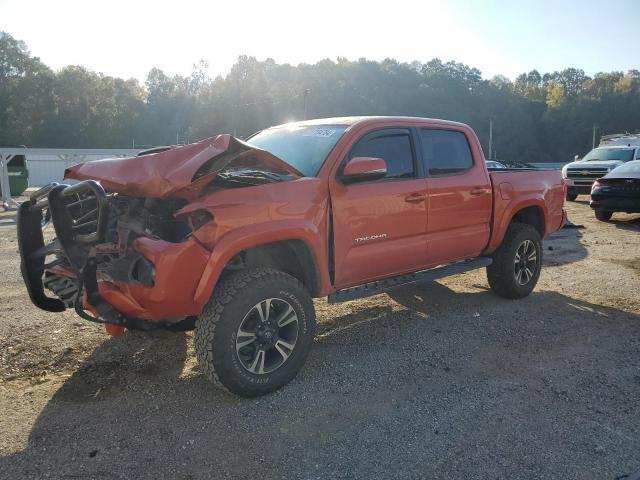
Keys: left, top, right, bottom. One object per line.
{"left": 0, "top": 147, "right": 140, "bottom": 187}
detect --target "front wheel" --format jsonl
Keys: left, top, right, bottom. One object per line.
{"left": 594, "top": 210, "right": 613, "bottom": 222}
{"left": 487, "top": 223, "right": 542, "bottom": 299}
{"left": 195, "top": 268, "right": 316, "bottom": 397}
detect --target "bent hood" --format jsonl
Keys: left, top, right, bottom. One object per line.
{"left": 65, "top": 134, "right": 302, "bottom": 200}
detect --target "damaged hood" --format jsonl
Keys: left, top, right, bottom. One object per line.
{"left": 65, "top": 134, "right": 303, "bottom": 199}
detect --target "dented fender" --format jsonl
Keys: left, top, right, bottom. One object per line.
{"left": 193, "top": 219, "right": 332, "bottom": 306}
{"left": 99, "top": 236, "right": 211, "bottom": 321}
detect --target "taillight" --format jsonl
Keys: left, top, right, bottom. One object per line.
{"left": 591, "top": 179, "right": 602, "bottom": 193}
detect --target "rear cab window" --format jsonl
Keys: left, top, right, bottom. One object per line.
{"left": 419, "top": 129, "right": 474, "bottom": 176}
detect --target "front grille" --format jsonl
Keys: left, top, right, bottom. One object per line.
{"left": 49, "top": 181, "right": 109, "bottom": 245}
{"left": 566, "top": 168, "right": 608, "bottom": 181}
{"left": 62, "top": 190, "right": 101, "bottom": 238}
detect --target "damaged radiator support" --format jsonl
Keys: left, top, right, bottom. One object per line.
{"left": 17, "top": 180, "right": 193, "bottom": 331}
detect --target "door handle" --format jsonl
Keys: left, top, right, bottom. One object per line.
{"left": 404, "top": 193, "right": 426, "bottom": 203}
{"left": 470, "top": 187, "right": 488, "bottom": 195}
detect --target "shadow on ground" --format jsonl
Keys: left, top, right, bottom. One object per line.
{"left": 543, "top": 223, "right": 588, "bottom": 267}
{"left": 2, "top": 281, "right": 640, "bottom": 479}
{"left": 612, "top": 214, "right": 640, "bottom": 232}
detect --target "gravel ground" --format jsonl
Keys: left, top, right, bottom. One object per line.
{"left": 1, "top": 199, "right": 639, "bottom": 479}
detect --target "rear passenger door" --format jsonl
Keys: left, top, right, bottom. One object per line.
{"left": 330, "top": 128, "right": 428, "bottom": 288}
{"left": 418, "top": 128, "right": 492, "bottom": 265}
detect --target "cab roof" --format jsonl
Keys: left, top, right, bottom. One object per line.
{"left": 269, "top": 116, "right": 469, "bottom": 129}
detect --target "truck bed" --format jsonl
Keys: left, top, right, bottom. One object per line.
{"left": 486, "top": 169, "right": 566, "bottom": 253}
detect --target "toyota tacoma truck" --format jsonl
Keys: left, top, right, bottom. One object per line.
{"left": 18, "top": 116, "right": 566, "bottom": 397}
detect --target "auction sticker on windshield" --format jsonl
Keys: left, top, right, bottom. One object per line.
{"left": 303, "top": 128, "right": 336, "bottom": 137}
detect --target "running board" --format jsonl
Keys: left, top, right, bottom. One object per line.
{"left": 327, "top": 257, "right": 492, "bottom": 304}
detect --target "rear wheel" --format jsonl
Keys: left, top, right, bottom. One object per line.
{"left": 594, "top": 210, "right": 613, "bottom": 222}
{"left": 487, "top": 223, "right": 542, "bottom": 299}
{"left": 195, "top": 268, "right": 315, "bottom": 397}
{"left": 566, "top": 193, "right": 578, "bottom": 201}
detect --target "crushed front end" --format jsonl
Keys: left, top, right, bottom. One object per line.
{"left": 16, "top": 134, "right": 302, "bottom": 332}
{"left": 17, "top": 180, "right": 210, "bottom": 332}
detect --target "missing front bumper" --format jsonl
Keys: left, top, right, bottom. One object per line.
{"left": 17, "top": 181, "right": 209, "bottom": 330}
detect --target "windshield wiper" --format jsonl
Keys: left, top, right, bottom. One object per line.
{"left": 218, "top": 169, "right": 290, "bottom": 184}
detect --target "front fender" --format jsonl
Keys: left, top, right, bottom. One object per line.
{"left": 193, "top": 219, "right": 331, "bottom": 305}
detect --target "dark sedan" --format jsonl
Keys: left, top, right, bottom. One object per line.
{"left": 590, "top": 160, "right": 640, "bottom": 221}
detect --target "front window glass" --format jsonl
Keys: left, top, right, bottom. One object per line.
{"left": 247, "top": 125, "right": 348, "bottom": 177}
{"left": 349, "top": 133, "right": 415, "bottom": 179}
{"left": 583, "top": 148, "right": 634, "bottom": 162}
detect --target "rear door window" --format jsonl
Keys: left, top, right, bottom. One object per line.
{"left": 419, "top": 129, "right": 473, "bottom": 176}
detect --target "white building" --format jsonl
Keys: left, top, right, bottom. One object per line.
{"left": 0, "top": 147, "right": 140, "bottom": 187}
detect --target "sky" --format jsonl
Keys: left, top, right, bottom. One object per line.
{"left": 1, "top": 0, "right": 639, "bottom": 82}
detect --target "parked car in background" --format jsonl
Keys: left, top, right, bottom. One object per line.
{"left": 562, "top": 134, "right": 640, "bottom": 201}
{"left": 590, "top": 160, "right": 640, "bottom": 221}
{"left": 485, "top": 160, "right": 507, "bottom": 169}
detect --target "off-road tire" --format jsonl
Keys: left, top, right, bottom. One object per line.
{"left": 487, "top": 222, "right": 542, "bottom": 299}
{"left": 195, "top": 268, "right": 315, "bottom": 397}
{"left": 566, "top": 193, "right": 578, "bottom": 201}
{"left": 595, "top": 210, "right": 613, "bottom": 222}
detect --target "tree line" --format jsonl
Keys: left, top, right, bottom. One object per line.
{"left": 1, "top": 31, "right": 639, "bottom": 163}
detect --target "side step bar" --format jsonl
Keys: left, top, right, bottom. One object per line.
{"left": 327, "top": 257, "right": 492, "bottom": 304}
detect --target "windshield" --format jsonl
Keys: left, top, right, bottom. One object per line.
{"left": 583, "top": 147, "right": 635, "bottom": 162}
{"left": 247, "top": 125, "right": 348, "bottom": 177}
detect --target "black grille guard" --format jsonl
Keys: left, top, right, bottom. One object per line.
{"left": 17, "top": 181, "right": 190, "bottom": 331}
{"left": 18, "top": 180, "right": 109, "bottom": 314}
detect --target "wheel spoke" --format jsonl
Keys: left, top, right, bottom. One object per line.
{"left": 276, "top": 305, "right": 297, "bottom": 328}
{"left": 248, "top": 349, "right": 266, "bottom": 374}
{"left": 527, "top": 251, "right": 537, "bottom": 262}
{"left": 274, "top": 339, "right": 294, "bottom": 362}
{"left": 236, "top": 330, "right": 257, "bottom": 350}
{"left": 524, "top": 267, "right": 533, "bottom": 283}
{"left": 255, "top": 299, "right": 272, "bottom": 323}
{"left": 515, "top": 268, "right": 523, "bottom": 284}
{"left": 514, "top": 252, "right": 521, "bottom": 264}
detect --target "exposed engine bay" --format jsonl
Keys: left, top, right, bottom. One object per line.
{"left": 17, "top": 134, "right": 302, "bottom": 331}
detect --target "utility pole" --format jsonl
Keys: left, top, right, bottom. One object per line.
{"left": 592, "top": 124, "right": 598, "bottom": 149}
{"left": 488, "top": 117, "right": 494, "bottom": 160}
{"left": 302, "top": 89, "right": 310, "bottom": 120}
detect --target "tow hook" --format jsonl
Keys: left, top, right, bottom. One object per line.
{"left": 105, "top": 324, "right": 125, "bottom": 337}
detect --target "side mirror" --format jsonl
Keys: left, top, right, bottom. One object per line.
{"left": 341, "top": 157, "right": 387, "bottom": 183}
{"left": 574, "top": 155, "right": 580, "bottom": 161}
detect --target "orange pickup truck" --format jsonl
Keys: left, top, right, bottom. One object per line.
{"left": 18, "top": 116, "right": 566, "bottom": 396}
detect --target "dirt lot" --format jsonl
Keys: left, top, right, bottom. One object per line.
{"left": 1, "top": 199, "right": 639, "bottom": 479}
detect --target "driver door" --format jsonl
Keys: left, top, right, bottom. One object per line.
{"left": 329, "top": 128, "right": 428, "bottom": 288}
